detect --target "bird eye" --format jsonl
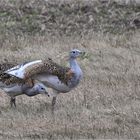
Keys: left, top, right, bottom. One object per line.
{"left": 73, "top": 51, "right": 76, "bottom": 53}
{"left": 41, "top": 87, "right": 44, "bottom": 90}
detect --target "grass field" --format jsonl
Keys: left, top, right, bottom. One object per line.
{"left": 0, "top": 0, "right": 140, "bottom": 139}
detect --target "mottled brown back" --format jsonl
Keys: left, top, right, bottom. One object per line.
{"left": 24, "top": 59, "right": 74, "bottom": 84}
{"left": 0, "top": 62, "right": 23, "bottom": 85}
{"left": 0, "top": 63, "right": 16, "bottom": 73}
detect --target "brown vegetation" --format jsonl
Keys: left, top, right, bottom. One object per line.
{"left": 0, "top": 0, "right": 140, "bottom": 139}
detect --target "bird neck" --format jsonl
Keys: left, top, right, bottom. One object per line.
{"left": 29, "top": 87, "right": 37, "bottom": 93}
{"left": 69, "top": 57, "right": 79, "bottom": 70}
{"left": 68, "top": 57, "right": 82, "bottom": 88}
{"left": 27, "top": 88, "right": 39, "bottom": 96}
{"left": 22, "top": 85, "right": 38, "bottom": 96}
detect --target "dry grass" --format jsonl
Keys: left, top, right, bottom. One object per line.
{"left": 0, "top": 0, "right": 140, "bottom": 139}
{"left": 0, "top": 32, "right": 140, "bottom": 139}
{"left": 0, "top": 0, "right": 140, "bottom": 36}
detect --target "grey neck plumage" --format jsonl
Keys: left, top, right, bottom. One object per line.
{"left": 22, "top": 85, "right": 39, "bottom": 96}
{"left": 68, "top": 57, "right": 83, "bottom": 88}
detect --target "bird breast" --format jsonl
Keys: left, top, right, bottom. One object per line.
{"left": 34, "top": 74, "right": 71, "bottom": 93}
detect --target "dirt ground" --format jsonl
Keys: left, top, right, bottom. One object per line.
{"left": 0, "top": 0, "right": 140, "bottom": 139}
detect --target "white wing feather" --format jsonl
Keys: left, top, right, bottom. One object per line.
{"left": 5, "top": 60, "right": 42, "bottom": 79}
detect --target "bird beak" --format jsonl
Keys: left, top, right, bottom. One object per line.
{"left": 45, "top": 91, "right": 50, "bottom": 97}
{"left": 44, "top": 87, "right": 50, "bottom": 97}
{"left": 79, "top": 51, "right": 86, "bottom": 58}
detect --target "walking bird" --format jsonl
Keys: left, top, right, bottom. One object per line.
{"left": 0, "top": 63, "right": 48, "bottom": 107}
{"left": 0, "top": 49, "right": 84, "bottom": 110}
{"left": 1, "top": 81, "right": 48, "bottom": 107}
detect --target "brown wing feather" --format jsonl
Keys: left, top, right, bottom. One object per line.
{"left": 0, "top": 63, "right": 16, "bottom": 73}
{"left": 0, "top": 62, "right": 24, "bottom": 85}
{"left": 0, "top": 59, "right": 74, "bottom": 85}
{"left": 24, "top": 59, "right": 74, "bottom": 84}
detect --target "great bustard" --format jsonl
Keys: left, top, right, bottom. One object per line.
{"left": 1, "top": 49, "right": 84, "bottom": 110}
{"left": 0, "top": 63, "right": 48, "bottom": 107}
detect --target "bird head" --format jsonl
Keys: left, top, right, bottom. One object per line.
{"left": 69, "top": 49, "right": 85, "bottom": 59}
{"left": 34, "top": 81, "right": 49, "bottom": 96}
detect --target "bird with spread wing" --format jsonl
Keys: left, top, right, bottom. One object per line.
{"left": 0, "top": 49, "right": 84, "bottom": 110}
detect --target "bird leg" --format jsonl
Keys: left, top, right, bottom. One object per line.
{"left": 10, "top": 97, "right": 16, "bottom": 108}
{"left": 51, "top": 96, "right": 56, "bottom": 113}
